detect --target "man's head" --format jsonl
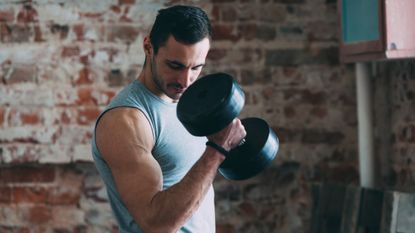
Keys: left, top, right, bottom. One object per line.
{"left": 149, "top": 5, "right": 212, "bottom": 54}
{"left": 143, "top": 5, "right": 212, "bottom": 102}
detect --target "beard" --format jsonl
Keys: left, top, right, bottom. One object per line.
{"left": 150, "top": 55, "right": 183, "bottom": 101}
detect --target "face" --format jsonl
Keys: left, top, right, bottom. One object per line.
{"left": 145, "top": 35, "right": 210, "bottom": 102}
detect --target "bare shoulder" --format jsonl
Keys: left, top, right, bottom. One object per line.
{"left": 95, "top": 107, "right": 154, "bottom": 161}
{"left": 95, "top": 107, "right": 160, "bottom": 184}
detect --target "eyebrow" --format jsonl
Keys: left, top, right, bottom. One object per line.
{"left": 166, "top": 59, "right": 206, "bottom": 69}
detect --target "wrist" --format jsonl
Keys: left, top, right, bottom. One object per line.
{"left": 206, "top": 141, "right": 229, "bottom": 157}
{"left": 204, "top": 142, "right": 227, "bottom": 162}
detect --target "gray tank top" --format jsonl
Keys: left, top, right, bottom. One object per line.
{"left": 91, "top": 80, "right": 215, "bottom": 233}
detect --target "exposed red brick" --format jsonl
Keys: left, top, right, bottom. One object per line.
{"left": 398, "top": 125, "right": 415, "bottom": 142}
{"left": 77, "top": 107, "right": 101, "bottom": 125}
{"left": 61, "top": 46, "right": 80, "bottom": 58}
{"left": 17, "top": 4, "right": 38, "bottom": 23}
{"left": 262, "top": 86, "right": 275, "bottom": 99}
{"left": 0, "top": 145, "right": 43, "bottom": 163}
{"left": 240, "top": 70, "right": 255, "bottom": 85}
{"left": 316, "top": 163, "right": 359, "bottom": 183}
{"left": 27, "top": 205, "right": 52, "bottom": 224}
{"left": 110, "top": 5, "right": 122, "bottom": 14}
{"left": 0, "top": 9, "right": 14, "bottom": 22}
{"left": 277, "top": 0, "right": 306, "bottom": 4}
{"left": 47, "top": 186, "right": 81, "bottom": 205}
{"left": 0, "top": 108, "right": 4, "bottom": 126}
{"left": 77, "top": 88, "right": 116, "bottom": 106}
{"left": 221, "top": 6, "right": 238, "bottom": 22}
{"left": 76, "top": 88, "right": 96, "bottom": 106}
{"left": 75, "top": 67, "right": 93, "bottom": 85}
{"left": 0, "top": 187, "right": 12, "bottom": 203}
{"left": 79, "top": 55, "right": 89, "bottom": 65}
{"left": 0, "top": 166, "right": 55, "bottom": 183}
{"left": 0, "top": 24, "right": 33, "bottom": 43}
{"left": 282, "top": 89, "right": 327, "bottom": 105}
{"left": 301, "top": 90, "right": 326, "bottom": 105}
{"left": 284, "top": 106, "right": 296, "bottom": 118}
{"left": 119, "top": 0, "right": 135, "bottom": 4}
{"left": 283, "top": 66, "right": 297, "bottom": 77}
{"left": 238, "top": 202, "right": 256, "bottom": 216}
{"left": 72, "top": 24, "right": 84, "bottom": 41}
{"left": 207, "top": 48, "right": 227, "bottom": 61}
{"left": 12, "top": 186, "right": 48, "bottom": 203}
{"left": 0, "top": 24, "right": 9, "bottom": 42}
{"left": 310, "top": 106, "right": 327, "bottom": 118}
{"left": 302, "top": 129, "right": 345, "bottom": 144}
{"left": 59, "top": 110, "right": 72, "bottom": 124}
{"left": 107, "top": 25, "right": 140, "bottom": 43}
{"left": 339, "top": 93, "right": 355, "bottom": 105}
{"left": 33, "top": 25, "right": 43, "bottom": 42}
{"left": 79, "top": 12, "right": 104, "bottom": 21}
{"left": 5, "top": 65, "right": 37, "bottom": 84}
{"left": 216, "top": 224, "right": 235, "bottom": 233}
{"left": 210, "top": 5, "right": 220, "bottom": 22}
{"left": 212, "top": 24, "right": 239, "bottom": 42}
{"left": 21, "top": 112, "right": 41, "bottom": 125}
{"left": 46, "top": 166, "right": 83, "bottom": 205}
{"left": 0, "top": 227, "right": 31, "bottom": 233}
{"left": 211, "top": 0, "right": 235, "bottom": 2}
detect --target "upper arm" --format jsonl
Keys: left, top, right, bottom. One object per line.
{"left": 95, "top": 107, "right": 162, "bottom": 227}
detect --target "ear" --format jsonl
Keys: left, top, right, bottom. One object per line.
{"left": 143, "top": 36, "right": 153, "bottom": 57}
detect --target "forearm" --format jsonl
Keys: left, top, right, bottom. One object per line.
{"left": 138, "top": 147, "right": 224, "bottom": 233}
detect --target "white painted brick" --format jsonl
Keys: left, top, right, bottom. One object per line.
{"left": 37, "top": 145, "right": 72, "bottom": 164}
{"left": 50, "top": 207, "right": 85, "bottom": 227}
{"left": 0, "top": 44, "right": 58, "bottom": 65}
{"left": 0, "top": 205, "right": 22, "bottom": 226}
{"left": 72, "top": 144, "right": 94, "bottom": 162}
{"left": 36, "top": 4, "right": 80, "bottom": 24}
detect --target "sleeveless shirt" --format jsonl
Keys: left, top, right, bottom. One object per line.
{"left": 91, "top": 80, "right": 215, "bottom": 233}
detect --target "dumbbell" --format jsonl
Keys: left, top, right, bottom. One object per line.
{"left": 177, "top": 73, "right": 279, "bottom": 180}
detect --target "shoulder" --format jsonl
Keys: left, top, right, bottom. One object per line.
{"left": 96, "top": 107, "right": 155, "bottom": 156}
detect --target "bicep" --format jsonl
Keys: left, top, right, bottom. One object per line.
{"left": 95, "top": 108, "right": 162, "bottom": 223}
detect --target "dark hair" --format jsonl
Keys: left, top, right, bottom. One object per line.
{"left": 149, "top": 5, "right": 212, "bottom": 54}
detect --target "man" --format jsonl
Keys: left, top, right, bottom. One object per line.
{"left": 91, "top": 5, "right": 246, "bottom": 233}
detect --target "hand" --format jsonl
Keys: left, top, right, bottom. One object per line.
{"left": 206, "top": 118, "right": 247, "bottom": 151}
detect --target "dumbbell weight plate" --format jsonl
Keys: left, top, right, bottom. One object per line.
{"left": 177, "top": 73, "right": 245, "bottom": 136}
{"left": 219, "top": 117, "right": 279, "bottom": 180}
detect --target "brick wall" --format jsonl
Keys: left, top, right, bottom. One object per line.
{"left": 374, "top": 60, "right": 415, "bottom": 191}
{"left": 0, "top": 0, "right": 412, "bottom": 232}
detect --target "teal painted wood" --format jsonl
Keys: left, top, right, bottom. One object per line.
{"left": 342, "top": 0, "right": 380, "bottom": 43}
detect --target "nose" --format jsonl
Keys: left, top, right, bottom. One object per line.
{"left": 178, "top": 69, "right": 194, "bottom": 89}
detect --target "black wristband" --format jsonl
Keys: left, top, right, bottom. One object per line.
{"left": 206, "top": 141, "right": 229, "bottom": 157}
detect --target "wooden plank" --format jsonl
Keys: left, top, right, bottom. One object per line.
{"left": 310, "top": 183, "right": 347, "bottom": 233}
{"left": 380, "top": 191, "right": 399, "bottom": 233}
{"left": 358, "top": 188, "right": 384, "bottom": 230}
{"left": 341, "top": 185, "right": 362, "bottom": 233}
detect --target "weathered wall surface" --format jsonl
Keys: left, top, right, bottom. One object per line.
{"left": 0, "top": 0, "right": 413, "bottom": 232}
